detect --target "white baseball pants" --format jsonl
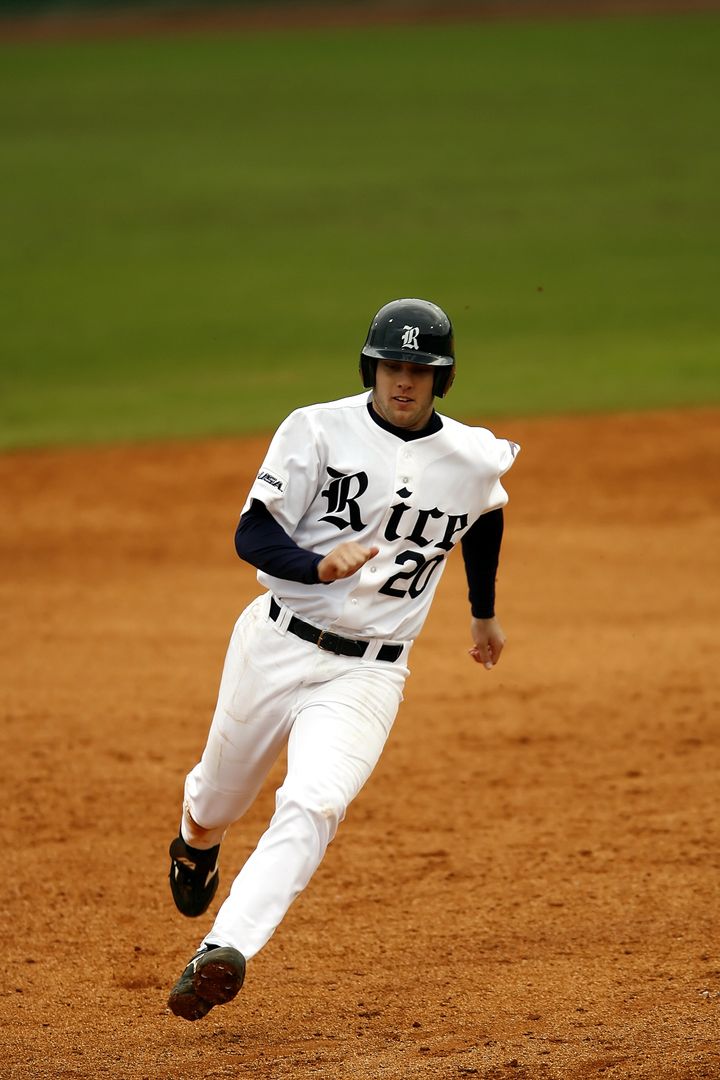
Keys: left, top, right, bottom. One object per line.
{"left": 181, "top": 592, "right": 409, "bottom": 960}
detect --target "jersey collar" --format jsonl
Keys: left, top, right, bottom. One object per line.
{"left": 366, "top": 401, "right": 443, "bottom": 442}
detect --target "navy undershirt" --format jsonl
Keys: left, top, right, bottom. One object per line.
{"left": 234, "top": 402, "right": 503, "bottom": 617}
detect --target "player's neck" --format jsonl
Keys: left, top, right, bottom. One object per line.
{"left": 367, "top": 401, "right": 442, "bottom": 442}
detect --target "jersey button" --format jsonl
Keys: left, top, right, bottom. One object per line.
{"left": 370, "top": 566, "right": 377, "bottom": 573}
{"left": 351, "top": 598, "right": 358, "bottom": 605}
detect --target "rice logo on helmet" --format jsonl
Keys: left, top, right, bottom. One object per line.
{"left": 401, "top": 326, "right": 420, "bottom": 350}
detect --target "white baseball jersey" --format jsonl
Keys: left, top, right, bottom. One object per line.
{"left": 241, "top": 391, "right": 519, "bottom": 643}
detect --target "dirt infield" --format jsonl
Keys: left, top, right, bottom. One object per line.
{"left": 2, "top": 408, "right": 719, "bottom": 1079}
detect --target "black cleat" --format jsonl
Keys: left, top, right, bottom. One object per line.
{"left": 167, "top": 944, "right": 246, "bottom": 1021}
{"left": 168, "top": 834, "right": 220, "bottom": 917}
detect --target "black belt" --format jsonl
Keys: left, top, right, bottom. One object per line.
{"left": 269, "top": 597, "right": 403, "bottom": 663}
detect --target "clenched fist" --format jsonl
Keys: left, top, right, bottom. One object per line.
{"left": 317, "top": 541, "right": 379, "bottom": 582}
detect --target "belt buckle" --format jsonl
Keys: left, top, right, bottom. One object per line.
{"left": 317, "top": 629, "right": 343, "bottom": 655}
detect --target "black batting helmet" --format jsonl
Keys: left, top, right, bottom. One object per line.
{"left": 359, "top": 298, "right": 456, "bottom": 398}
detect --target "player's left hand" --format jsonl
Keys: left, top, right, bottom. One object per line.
{"left": 468, "top": 616, "right": 506, "bottom": 670}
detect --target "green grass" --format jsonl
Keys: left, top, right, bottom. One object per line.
{"left": 1, "top": 14, "right": 719, "bottom": 448}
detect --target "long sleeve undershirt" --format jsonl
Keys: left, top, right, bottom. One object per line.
{"left": 234, "top": 403, "right": 504, "bottom": 616}
{"left": 235, "top": 500, "right": 324, "bottom": 585}
{"left": 461, "top": 505, "right": 503, "bottom": 619}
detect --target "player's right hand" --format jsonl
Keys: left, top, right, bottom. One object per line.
{"left": 317, "top": 542, "right": 379, "bottom": 582}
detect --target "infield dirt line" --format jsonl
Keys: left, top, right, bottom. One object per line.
{"left": 2, "top": 0, "right": 719, "bottom": 42}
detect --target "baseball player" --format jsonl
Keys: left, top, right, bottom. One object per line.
{"left": 166, "top": 298, "right": 520, "bottom": 1021}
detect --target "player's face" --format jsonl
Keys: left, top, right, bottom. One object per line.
{"left": 372, "top": 360, "right": 436, "bottom": 431}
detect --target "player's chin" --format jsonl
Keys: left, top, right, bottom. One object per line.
{"left": 389, "top": 405, "right": 419, "bottom": 428}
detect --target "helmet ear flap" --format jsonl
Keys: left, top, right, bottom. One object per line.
{"left": 359, "top": 354, "right": 377, "bottom": 389}
{"left": 434, "top": 366, "right": 455, "bottom": 398}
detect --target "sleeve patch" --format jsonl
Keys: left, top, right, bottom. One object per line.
{"left": 257, "top": 469, "right": 286, "bottom": 493}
